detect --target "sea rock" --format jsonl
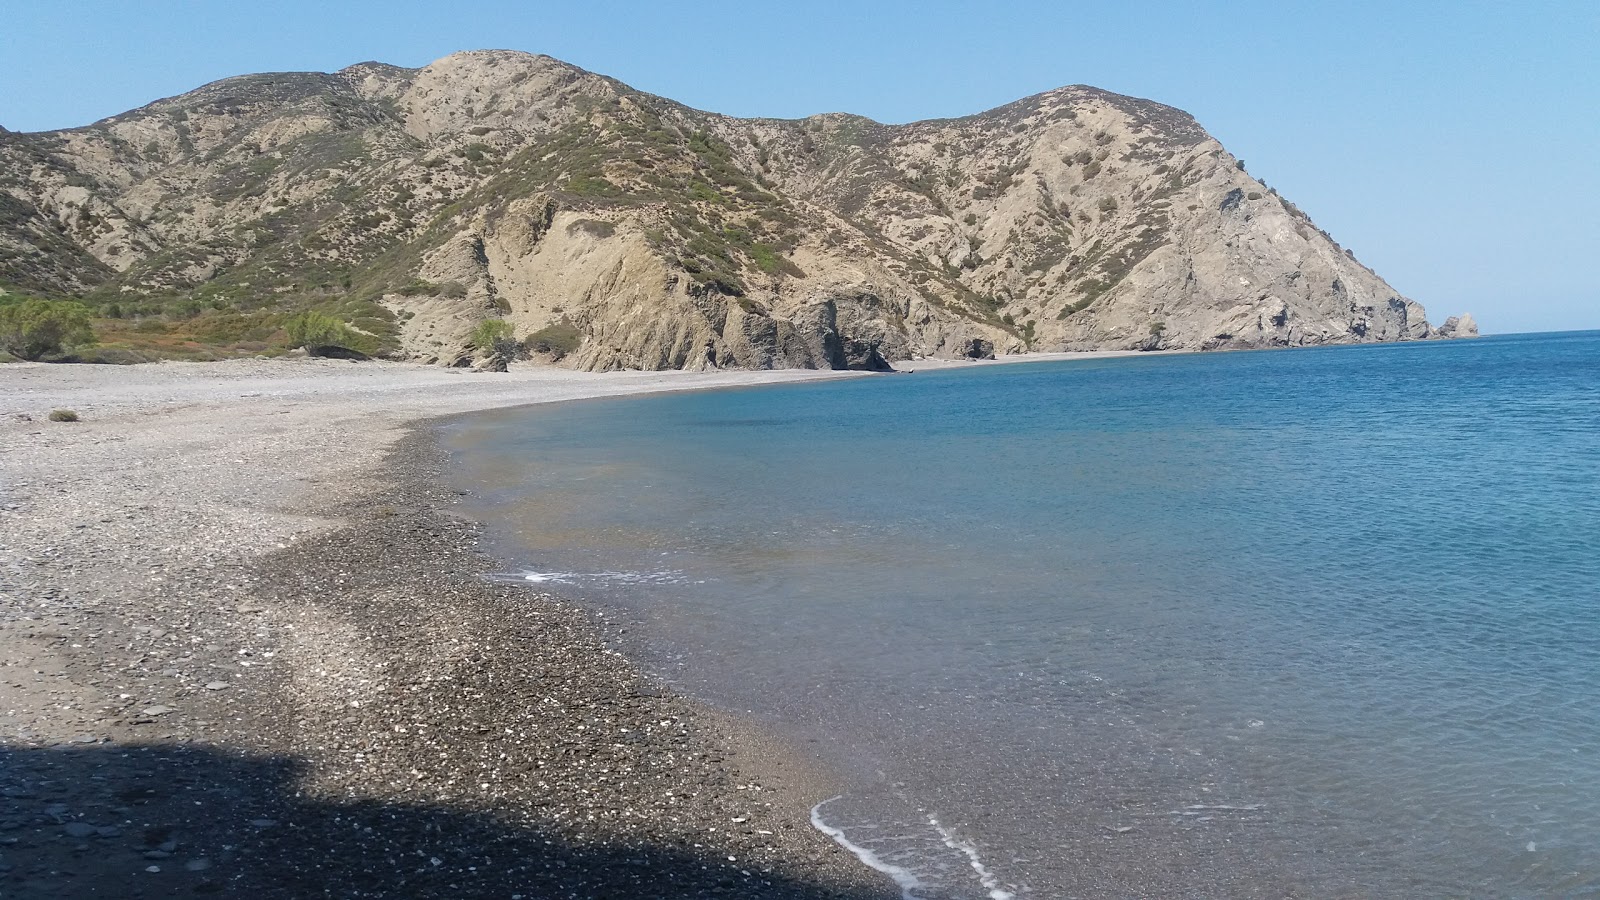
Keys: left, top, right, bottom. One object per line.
{"left": 1433, "top": 313, "right": 1480, "bottom": 338}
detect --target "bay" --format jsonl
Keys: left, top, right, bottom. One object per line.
{"left": 443, "top": 332, "right": 1600, "bottom": 897}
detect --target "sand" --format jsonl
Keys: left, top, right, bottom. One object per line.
{"left": 0, "top": 357, "right": 897, "bottom": 898}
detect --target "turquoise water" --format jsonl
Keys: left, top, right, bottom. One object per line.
{"left": 443, "top": 332, "right": 1600, "bottom": 898}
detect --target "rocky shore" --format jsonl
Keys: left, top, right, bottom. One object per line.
{"left": 0, "top": 359, "right": 893, "bottom": 898}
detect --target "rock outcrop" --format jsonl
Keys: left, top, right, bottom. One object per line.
{"left": 1432, "top": 313, "right": 1480, "bottom": 339}
{"left": 0, "top": 50, "right": 1473, "bottom": 369}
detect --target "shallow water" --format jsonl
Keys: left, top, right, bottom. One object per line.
{"left": 444, "top": 332, "right": 1600, "bottom": 897}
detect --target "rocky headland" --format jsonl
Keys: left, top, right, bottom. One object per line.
{"left": 1, "top": 50, "right": 1475, "bottom": 370}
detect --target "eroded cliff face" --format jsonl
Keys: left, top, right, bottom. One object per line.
{"left": 0, "top": 50, "right": 1473, "bottom": 369}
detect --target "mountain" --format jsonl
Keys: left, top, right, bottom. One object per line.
{"left": 0, "top": 50, "right": 1475, "bottom": 369}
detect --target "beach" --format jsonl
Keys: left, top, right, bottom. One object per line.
{"left": 0, "top": 357, "right": 894, "bottom": 898}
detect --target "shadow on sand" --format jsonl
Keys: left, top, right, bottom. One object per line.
{"left": 0, "top": 742, "right": 890, "bottom": 899}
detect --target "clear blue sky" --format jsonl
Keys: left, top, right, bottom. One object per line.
{"left": 4, "top": 0, "right": 1596, "bottom": 333}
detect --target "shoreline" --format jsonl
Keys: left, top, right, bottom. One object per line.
{"left": 889, "top": 347, "right": 1177, "bottom": 371}
{"left": 0, "top": 357, "right": 896, "bottom": 897}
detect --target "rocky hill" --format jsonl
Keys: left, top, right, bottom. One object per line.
{"left": 0, "top": 50, "right": 1475, "bottom": 369}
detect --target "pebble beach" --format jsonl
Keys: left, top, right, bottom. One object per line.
{"left": 0, "top": 358, "right": 894, "bottom": 898}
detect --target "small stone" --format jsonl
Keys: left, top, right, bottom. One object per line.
{"left": 184, "top": 858, "right": 212, "bottom": 872}
{"left": 143, "top": 850, "right": 171, "bottom": 859}
{"left": 146, "top": 865, "right": 161, "bottom": 873}
{"left": 204, "top": 681, "right": 229, "bottom": 691}
{"left": 141, "top": 705, "right": 176, "bottom": 716}
{"left": 158, "top": 840, "right": 178, "bottom": 853}
{"left": 70, "top": 734, "right": 97, "bottom": 744}
{"left": 96, "top": 826, "right": 122, "bottom": 838}
{"left": 248, "top": 818, "right": 277, "bottom": 829}
{"left": 63, "top": 822, "right": 97, "bottom": 838}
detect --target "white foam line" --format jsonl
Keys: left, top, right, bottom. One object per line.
{"left": 489, "top": 569, "right": 688, "bottom": 585}
{"left": 810, "top": 797, "right": 925, "bottom": 900}
{"left": 1180, "top": 803, "right": 1264, "bottom": 811}
{"left": 928, "top": 815, "right": 1017, "bottom": 900}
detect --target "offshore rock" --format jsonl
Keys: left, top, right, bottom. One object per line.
{"left": 1432, "top": 313, "right": 1480, "bottom": 339}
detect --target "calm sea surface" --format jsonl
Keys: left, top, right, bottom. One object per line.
{"left": 442, "top": 332, "right": 1600, "bottom": 898}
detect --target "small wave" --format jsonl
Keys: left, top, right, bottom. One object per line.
{"left": 485, "top": 569, "right": 689, "bottom": 587}
{"left": 812, "top": 797, "right": 1018, "bottom": 900}
{"left": 928, "top": 815, "right": 1016, "bottom": 900}
{"left": 810, "top": 797, "right": 926, "bottom": 899}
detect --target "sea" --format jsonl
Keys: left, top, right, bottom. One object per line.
{"left": 440, "top": 331, "right": 1600, "bottom": 898}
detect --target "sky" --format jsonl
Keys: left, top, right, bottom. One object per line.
{"left": 3, "top": 0, "right": 1596, "bottom": 334}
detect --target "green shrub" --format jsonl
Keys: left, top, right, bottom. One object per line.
{"left": 48, "top": 409, "right": 79, "bottom": 422}
{"left": 396, "top": 279, "right": 441, "bottom": 297}
{"left": 283, "top": 311, "right": 359, "bottom": 351}
{"left": 524, "top": 319, "right": 582, "bottom": 360}
{"left": 0, "top": 299, "right": 97, "bottom": 361}
{"left": 469, "top": 319, "right": 515, "bottom": 351}
{"left": 1149, "top": 321, "right": 1166, "bottom": 335}
{"left": 471, "top": 319, "right": 526, "bottom": 369}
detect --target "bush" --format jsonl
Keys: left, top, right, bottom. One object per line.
{"left": 48, "top": 409, "right": 79, "bottom": 422}
{"left": 283, "top": 311, "right": 360, "bottom": 352}
{"left": 396, "top": 279, "right": 441, "bottom": 297}
{"left": 524, "top": 319, "right": 582, "bottom": 360}
{"left": 470, "top": 319, "right": 524, "bottom": 370}
{"left": 470, "top": 319, "right": 515, "bottom": 351}
{"left": 0, "top": 299, "right": 97, "bottom": 361}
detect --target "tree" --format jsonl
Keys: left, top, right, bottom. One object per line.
{"left": 0, "top": 299, "right": 97, "bottom": 361}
